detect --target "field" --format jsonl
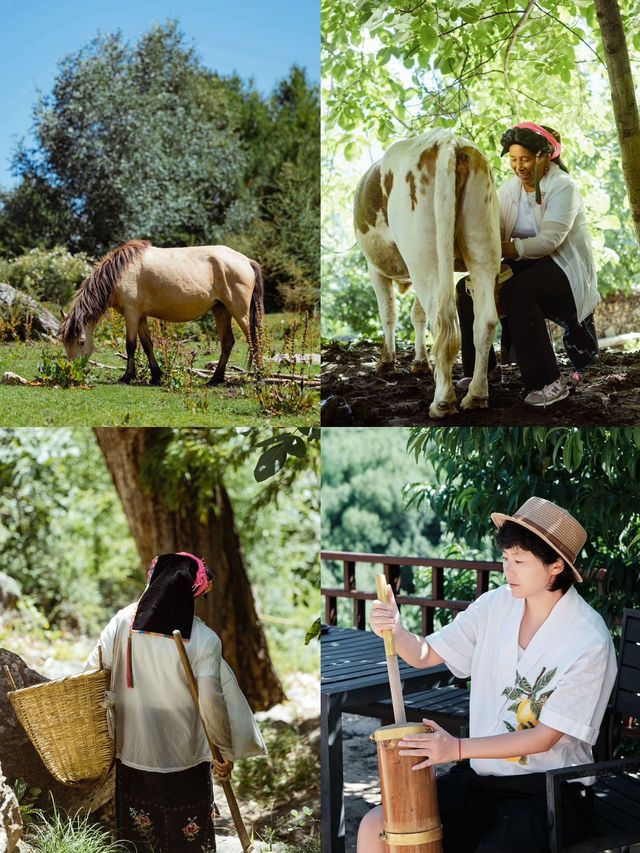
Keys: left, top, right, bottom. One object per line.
{"left": 321, "top": 341, "right": 640, "bottom": 426}
{"left": 0, "top": 312, "right": 320, "bottom": 426}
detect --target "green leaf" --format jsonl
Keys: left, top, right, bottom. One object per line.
{"left": 254, "top": 444, "right": 287, "bottom": 481}
{"left": 305, "top": 616, "right": 321, "bottom": 645}
{"left": 420, "top": 24, "right": 439, "bottom": 50}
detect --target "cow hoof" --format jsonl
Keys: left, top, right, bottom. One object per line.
{"left": 429, "top": 400, "right": 458, "bottom": 419}
{"left": 461, "top": 393, "right": 489, "bottom": 410}
{"left": 118, "top": 373, "right": 134, "bottom": 384}
{"left": 376, "top": 360, "right": 395, "bottom": 374}
{"left": 411, "top": 359, "right": 430, "bottom": 375}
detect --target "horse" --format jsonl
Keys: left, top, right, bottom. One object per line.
{"left": 60, "top": 240, "right": 264, "bottom": 385}
{"left": 354, "top": 127, "right": 501, "bottom": 418}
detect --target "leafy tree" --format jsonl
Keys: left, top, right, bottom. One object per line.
{"left": 321, "top": 0, "right": 640, "bottom": 335}
{"left": 406, "top": 427, "right": 640, "bottom": 627}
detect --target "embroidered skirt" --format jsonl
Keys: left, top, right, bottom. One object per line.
{"left": 116, "top": 759, "right": 216, "bottom": 852}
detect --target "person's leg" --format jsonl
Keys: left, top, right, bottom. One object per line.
{"left": 473, "top": 773, "right": 549, "bottom": 853}
{"left": 357, "top": 805, "right": 385, "bottom": 853}
{"left": 499, "top": 257, "right": 576, "bottom": 391}
{"left": 437, "top": 763, "right": 491, "bottom": 853}
{"left": 455, "top": 278, "right": 497, "bottom": 377}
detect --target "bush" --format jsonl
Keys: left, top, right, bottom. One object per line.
{"left": 27, "top": 804, "right": 128, "bottom": 852}
{"left": 0, "top": 246, "right": 91, "bottom": 306}
{"left": 37, "top": 350, "right": 93, "bottom": 388}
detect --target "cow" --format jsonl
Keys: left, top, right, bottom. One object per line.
{"left": 354, "top": 127, "right": 501, "bottom": 418}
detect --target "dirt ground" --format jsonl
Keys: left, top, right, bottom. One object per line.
{"left": 321, "top": 342, "right": 640, "bottom": 426}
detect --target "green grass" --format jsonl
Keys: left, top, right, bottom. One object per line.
{"left": 26, "top": 806, "right": 128, "bottom": 852}
{"left": 0, "top": 312, "right": 319, "bottom": 426}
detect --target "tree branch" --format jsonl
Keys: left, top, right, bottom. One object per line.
{"left": 503, "top": 0, "right": 537, "bottom": 120}
{"left": 534, "top": 2, "right": 605, "bottom": 66}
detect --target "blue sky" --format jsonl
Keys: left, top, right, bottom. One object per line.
{"left": 0, "top": 0, "right": 319, "bottom": 188}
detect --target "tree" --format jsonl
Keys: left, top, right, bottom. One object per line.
{"left": 594, "top": 0, "right": 640, "bottom": 240}
{"left": 405, "top": 427, "right": 640, "bottom": 626}
{"left": 94, "top": 427, "right": 286, "bottom": 710}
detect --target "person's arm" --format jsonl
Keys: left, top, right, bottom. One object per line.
{"left": 370, "top": 584, "right": 444, "bottom": 669}
{"left": 199, "top": 674, "right": 234, "bottom": 778}
{"left": 398, "top": 717, "right": 563, "bottom": 769}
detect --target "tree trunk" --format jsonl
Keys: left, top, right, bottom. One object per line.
{"left": 595, "top": 0, "right": 640, "bottom": 241}
{"left": 94, "top": 428, "right": 285, "bottom": 711}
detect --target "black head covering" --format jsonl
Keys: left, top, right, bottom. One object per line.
{"left": 499, "top": 124, "right": 569, "bottom": 173}
{"left": 132, "top": 553, "right": 202, "bottom": 639}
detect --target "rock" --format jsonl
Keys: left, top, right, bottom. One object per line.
{"left": 2, "top": 373, "right": 30, "bottom": 386}
{"left": 0, "top": 573, "right": 21, "bottom": 608}
{"left": 0, "top": 284, "right": 60, "bottom": 340}
{"left": 0, "top": 648, "right": 114, "bottom": 815}
{"left": 0, "top": 761, "right": 22, "bottom": 852}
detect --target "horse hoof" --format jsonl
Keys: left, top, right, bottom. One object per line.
{"left": 411, "top": 359, "right": 430, "bottom": 375}
{"left": 461, "top": 394, "right": 489, "bottom": 410}
{"left": 376, "top": 360, "right": 395, "bottom": 374}
{"left": 429, "top": 400, "right": 458, "bottom": 419}
{"left": 118, "top": 374, "right": 134, "bottom": 384}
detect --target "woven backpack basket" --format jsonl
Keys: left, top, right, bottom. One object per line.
{"left": 4, "top": 650, "right": 115, "bottom": 788}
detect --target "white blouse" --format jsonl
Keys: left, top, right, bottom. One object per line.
{"left": 86, "top": 603, "right": 232, "bottom": 773}
{"left": 428, "top": 585, "right": 617, "bottom": 780}
{"left": 498, "top": 163, "right": 599, "bottom": 322}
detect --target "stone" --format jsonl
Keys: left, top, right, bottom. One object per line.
{"left": 0, "top": 573, "right": 21, "bottom": 608}
{"left": 0, "top": 761, "right": 22, "bottom": 852}
{"left": 0, "top": 284, "right": 60, "bottom": 339}
{"left": 0, "top": 648, "right": 114, "bottom": 815}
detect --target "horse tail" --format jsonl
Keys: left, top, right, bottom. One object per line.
{"left": 61, "top": 239, "right": 150, "bottom": 346}
{"left": 432, "top": 133, "right": 460, "bottom": 370}
{"left": 248, "top": 259, "right": 265, "bottom": 362}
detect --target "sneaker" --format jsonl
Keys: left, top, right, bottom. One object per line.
{"left": 524, "top": 377, "right": 569, "bottom": 407}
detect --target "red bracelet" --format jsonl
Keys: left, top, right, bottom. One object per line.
{"left": 458, "top": 738, "right": 462, "bottom": 761}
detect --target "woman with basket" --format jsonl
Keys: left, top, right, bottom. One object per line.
{"left": 85, "top": 551, "right": 235, "bottom": 853}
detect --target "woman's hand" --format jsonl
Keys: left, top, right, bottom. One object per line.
{"left": 398, "top": 718, "right": 459, "bottom": 769}
{"left": 501, "top": 240, "right": 518, "bottom": 260}
{"left": 212, "top": 757, "right": 234, "bottom": 780}
{"left": 370, "top": 584, "right": 402, "bottom": 638}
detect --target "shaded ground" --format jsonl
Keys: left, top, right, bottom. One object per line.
{"left": 322, "top": 341, "right": 640, "bottom": 426}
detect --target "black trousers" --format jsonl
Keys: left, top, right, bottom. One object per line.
{"left": 437, "top": 762, "right": 593, "bottom": 853}
{"left": 456, "top": 257, "right": 598, "bottom": 391}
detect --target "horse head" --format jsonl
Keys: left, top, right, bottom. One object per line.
{"left": 60, "top": 310, "right": 95, "bottom": 360}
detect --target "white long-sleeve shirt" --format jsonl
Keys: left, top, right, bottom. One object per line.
{"left": 86, "top": 603, "right": 232, "bottom": 772}
{"left": 498, "top": 163, "right": 599, "bottom": 322}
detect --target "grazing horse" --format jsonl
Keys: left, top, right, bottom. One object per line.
{"left": 354, "top": 128, "right": 501, "bottom": 418}
{"left": 60, "top": 240, "right": 264, "bottom": 385}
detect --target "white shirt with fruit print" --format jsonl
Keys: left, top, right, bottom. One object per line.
{"left": 427, "top": 585, "right": 617, "bottom": 779}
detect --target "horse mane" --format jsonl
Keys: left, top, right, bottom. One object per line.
{"left": 60, "top": 239, "right": 151, "bottom": 344}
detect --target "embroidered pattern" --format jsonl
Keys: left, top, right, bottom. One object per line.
{"left": 182, "top": 816, "right": 202, "bottom": 841}
{"left": 501, "top": 666, "right": 557, "bottom": 765}
{"left": 129, "top": 807, "right": 157, "bottom": 850}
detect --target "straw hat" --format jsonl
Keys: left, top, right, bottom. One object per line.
{"left": 491, "top": 497, "right": 587, "bottom": 582}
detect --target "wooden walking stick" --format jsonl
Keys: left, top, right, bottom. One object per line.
{"left": 173, "top": 630, "right": 254, "bottom": 853}
{"left": 372, "top": 575, "right": 443, "bottom": 852}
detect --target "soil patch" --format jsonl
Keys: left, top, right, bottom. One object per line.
{"left": 322, "top": 341, "right": 640, "bottom": 426}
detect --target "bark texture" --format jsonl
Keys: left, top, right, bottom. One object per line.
{"left": 0, "top": 648, "right": 114, "bottom": 815}
{"left": 94, "top": 428, "right": 285, "bottom": 710}
{"left": 595, "top": 0, "right": 640, "bottom": 241}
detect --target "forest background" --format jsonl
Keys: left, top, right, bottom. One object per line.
{"left": 321, "top": 0, "right": 640, "bottom": 339}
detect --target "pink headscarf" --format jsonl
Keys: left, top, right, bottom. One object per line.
{"left": 514, "top": 122, "right": 562, "bottom": 160}
{"left": 147, "top": 551, "right": 213, "bottom": 597}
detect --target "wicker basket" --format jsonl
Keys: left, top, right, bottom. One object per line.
{"left": 4, "top": 657, "right": 115, "bottom": 788}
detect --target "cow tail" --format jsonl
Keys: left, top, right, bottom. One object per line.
{"left": 248, "top": 260, "right": 265, "bottom": 370}
{"left": 433, "top": 134, "right": 461, "bottom": 369}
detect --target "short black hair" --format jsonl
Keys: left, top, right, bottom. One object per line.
{"left": 495, "top": 520, "right": 575, "bottom": 593}
{"left": 499, "top": 124, "right": 569, "bottom": 173}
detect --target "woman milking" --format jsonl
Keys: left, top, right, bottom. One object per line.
{"left": 456, "top": 123, "right": 599, "bottom": 407}
{"left": 85, "top": 552, "right": 233, "bottom": 853}
{"left": 358, "top": 497, "right": 616, "bottom": 852}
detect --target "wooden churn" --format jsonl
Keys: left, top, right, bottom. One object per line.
{"left": 371, "top": 722, "right": 443, "bottom": 852}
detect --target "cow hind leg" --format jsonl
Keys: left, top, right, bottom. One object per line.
{"left": 460, "top": 268, "right": 498, "bottom": 410}
{"left": 207, "top": 302, "right": 235, "bottom": 385}
{"left": 411, "top": 275, "right": 458, "bottom": 418}
{"left": 368, "top": 264, "right": 397, "bottom": 373}
{"left": 410, "top": 296, "right": 430, "bottom": 375}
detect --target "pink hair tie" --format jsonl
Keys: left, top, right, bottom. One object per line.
{"left": 515, "top": 122, "right": 562, "bottom": 159}
{"left": 176, "top": 551, "right": 213, "bottom": 596}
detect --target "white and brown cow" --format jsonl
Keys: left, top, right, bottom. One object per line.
{"left": 354, "top": 127, "right": 501, "bottom": 418}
